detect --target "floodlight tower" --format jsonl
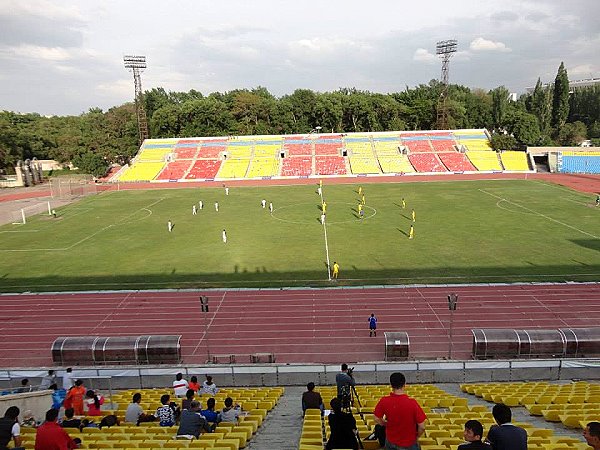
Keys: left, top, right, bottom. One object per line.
{"left": 123, "top": 55, "right": 149, "bottom": 144}
{"left": 435, "top": 39, "right": 458, "bottom": 130}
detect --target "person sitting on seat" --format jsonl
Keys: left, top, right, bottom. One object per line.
{"left": 156, "top": 394, "right": 178, "bottom": 427}
{"left": 0, "top": 406, "right": 25, "bottom": 450}
{"left": 459, "top": 420, "right": 490, "bottom": 449}
{"left": 176, "top": 401, "right": 213, "bottom": 439}
{"left": 302, "top": 382, "right": 324, "bottom": 416}
{"left": 584, "top": 422, "right": 600, "bottom": 450}
{"left": 34, "top": 408, "right": 80, "bottom": 450}
{"left": 325, "top": 397, "right": 358, "bottom": 450}
{"left": 182, "top": 389, "right": 197, "bottom": 411}
{"left": 201, "top": 375, "right": 219, "bottom": 396}
{"left": 173, "top": 373, "right": 189, "bottom": 398}
{"left": 486, "top": 404, "right": 527, "bottom": 450}
{"left": 125, "top": 393, "right": 155, "bottom": 425}
{"left": 220, "top": 397, "right": 240, "bottom": 423}
{"left": 60, "top": 408, "right": 82, "bottom": 431}
{"left": 188, "top": 376, "right": 200, "bottom": 393}
{"left": 201, "top": 398, "right": 221, "bottom": 424}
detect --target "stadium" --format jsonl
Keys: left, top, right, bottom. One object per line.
{"left": 1, "top": 6, "right": 600, "bottom": 450}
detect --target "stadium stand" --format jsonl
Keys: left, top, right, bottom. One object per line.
{"left": 218, "top": 158, "right": 251, "bottom": 178}
{"left": 454, "top": 130, "right": 492, "bottom": 151}
{"left": 461, "top": 381, "right": 600, "bottom": 437}
{"left": 560, "top": 151, "right": 600, "bottom": 174}
{"left": 408, "top": 153, "right": 448, "bottom": 172}
{"left": 246, "top": 157, "right": 280, "bottom": 178}
{"left": 185, "top": 159, "right": 222, "bottom": 180}
{"left": 113, "top": 129, "right": 501, "bottom": 182}
{"left": 500, "top": 151, "right": 531, "bottom": 171}
{"left": 467, "top": 151, "right": 503, "bottom": 171}
{"left": 438, "top": 152, "right": 476, "bottom": 172}
{"left": 315, "top": 156, "right": 347, "bottom": 175}
{"left": 281, "top": 156, "right": 312, "bottom": 177}
{"left": 156, "top": 161, "right": 193, "bottom": 180}
{"left": 118, "top": 162, "right": 166, "bottom": 181}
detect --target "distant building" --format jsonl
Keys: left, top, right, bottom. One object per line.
{"left": 525, "top": 77, "right": 600, "bottom": 93}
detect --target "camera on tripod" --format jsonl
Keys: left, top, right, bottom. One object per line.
{"left": 347, "top": 367, "right": 355, "bottom": 376}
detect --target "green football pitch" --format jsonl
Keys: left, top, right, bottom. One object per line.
{"left": 1, "top": 179, "right": 599, "bottom": 292}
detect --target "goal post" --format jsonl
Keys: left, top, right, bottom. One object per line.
{"left": 9, "top": 201, "right": 53, "bottom": 225}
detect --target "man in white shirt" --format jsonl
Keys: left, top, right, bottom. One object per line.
{"left": 173, "top": 373, "right": 189, "bottom": 398}
{"left": 61, "top": 368, "right": 74, "bottom": 389}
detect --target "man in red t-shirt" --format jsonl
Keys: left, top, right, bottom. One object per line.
{"left": 35, "top": 408, "right": 80, "bottom": 450}
{"left": 373, "top": 372, "right": 426, "bottom": 450}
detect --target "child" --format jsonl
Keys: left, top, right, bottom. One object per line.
{"left": 85, "top": 390, "right": 104, "bottom": 416}
{"left": 220, "top": 397, "right": 240, "bottom": 423}
{"left": 458, "top": 420, "right": 490, "bottom": 449}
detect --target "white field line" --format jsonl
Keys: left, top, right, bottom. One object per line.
{"left": 0, "top": 198, "right": 165, "bottom": 252}
{"left": 479, "top": 188, "right": 599, "bottom": 239}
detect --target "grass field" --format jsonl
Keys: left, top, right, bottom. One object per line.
{"left": 1, "top": 179, "right": 599, "bottom": 292}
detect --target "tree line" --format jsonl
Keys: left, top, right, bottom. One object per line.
{"left": 1, "top": 62, "right": 598, "bottom": 177}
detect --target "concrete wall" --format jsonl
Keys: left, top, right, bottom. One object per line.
{"left": 1, "top": 359, "right": 598, "bottom": 389}
{"left": 0, "top": 390, "right": 52, "bottom": 424}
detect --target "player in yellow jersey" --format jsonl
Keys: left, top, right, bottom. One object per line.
{"left": 411, "top": 208, "right": 416, "bottom": 222}
{"left": 332, "top": 261, "right": 340, "bottom": 279}
{"left": 409, "top": 224, "right": 414, "bottom": 239}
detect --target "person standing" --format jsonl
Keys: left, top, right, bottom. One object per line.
{"left": 0, "top": 406, "right": 24, "bottom": 450}
{"left": 317, "top": 186, "right": 322, "bottom": 196}
{"left": 357, "top": 203, "right": 363, "bottom": 219}
{"left": 411, "top": 209, "right": 416, "bottom": 222}
{"left": 199, "top": 200, "right": 203, "bottom": 210}
{"left": 61, "top": 368, "right": 74, "bottom": 390}
{"left": 358, "top": 186, "right": 362, "bottom": 196}
{"left": 335, "top": 364, "right": 355, "bottom": 401}
{"left": 214, "top": 202, "right": 219, "bottom": 212}
{"left": 222, "top": 229, "right": 227, "bottom": 244}
{"left": 40, "top": 370, "right": 57, "bottom": 390}
{"left": 225, "top": 186, "right": 229, "bottom": 195}
{"left": 321, "top": 213, "right": 326, "bottom": 225}
{"left": 401, "top": 198, "right": 406, "bottom": 209}
{"left": 261, "top": 199, "right": 266, "bottom": 209}
{"left": 361, "top": 193, "right": 365, "bottom": 205}
{"left": 332, "top": 262, "right": 339, "bottom": 280}
{"left": 322, "top": 202, "right": 327, "bottom": 214}
{"left": 269, "top": 202, "right": 273, "bottom": 213}
{"left": 486, "top": 404, "right": 527, "bottom": 450}
{"left": 368, "top": 314, "right": 378, "bottom": 337}
{"left": 192, "top": 205, "right": 197, "bottom": 215}
{"left": 35, "top": 409, "right": 79, "bottom": 450}
{"left": 409, "top": 224, "right": 414, "bottom": 240}
{"left": 167, "top": 220, "right": 173, "bottom": 233}
{"left": 596, "top": 195, "right": 600, "bottom": 207}
{"left": 65, "top": 380, "right": 86, "bottom": 416}
{"left": 374, "top": 372, "right": 426, "bottom": 450}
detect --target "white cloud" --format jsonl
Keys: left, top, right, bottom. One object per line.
{"left": 0, "top": 0, "right": 85, "bottom": 21}
{"left": 10, "top": 44, "right": 73, "bottom": 61}
{"left": 413, "top": 48, "right": 436, "bottom": 63}
{"left": 288, "top": 37, "right": 372, "bottom": 60}
{"left": 569, "top": 64, "right": 598, "bottom": 79}
{"left": 470, "top": 37, "right": 511, "bottom": 52}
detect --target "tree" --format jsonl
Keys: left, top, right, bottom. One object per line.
{"left": 530, "top": 78, "right": 551, "bottom": 136}
{"left": 551, "top": 62, "right": 570, "bottom": 133}
{"left": 490, "top": 133, "right": 517, "bottom": 151}
{"left": 490, "top": 86, "right": 510, "bottom": 130}
{"left": 557, "top": 121, "right": 587, "bottom": 146}
{"left": 72, "top": 151, "right": 108, "bottom": 177}
{"left": 507, "top": 111, "right": 541, "bottom": 146}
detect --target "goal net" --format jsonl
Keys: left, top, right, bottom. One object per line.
{"left": 50, "top": 175, "right": 97, "bottom": 200}
{"left": 9, "top": 201, "right": 52, "bottom": 225}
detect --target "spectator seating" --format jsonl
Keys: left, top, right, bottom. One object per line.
{"left": 227, "top": 143, "right": 253, "bottom": 159}
{"left": 408, "top": 153, "right": 448, "bottom": 172}
{"left": 218, "top": 159, "right": 250, "bottom": 178}
{"left": 500, "top": 151, "right": 531, "bottom": 171}
{"left": 20, "top": 387, "right": 283, "bottom": 450}
{"left": 467, "top": 151, "right": 502, "bottom": 171}
{"left": 118, "top": 162, "right": 166, "bottom": 181}
{"left": 561, "top": 153, "right": 600, "bottom": 174}
{"left": 349, "top": 157, "right": 381, "bottom": 174}
{"left": 246, "top": 157, "right": 280, "bottom": 178}
{"left": 430, "top": 135, "right": 457, "bottom": 152}
{"left": 314, "top": 138, "right": 342, "bottom": 155}
{"left": 378, "top": 155, "right": 415, "bottom": 173}
{"left": 283, "top": 137, "right": 313, "bottom": 156}
{"left": 315, "top": 156, "right": 347, "bottom": 175}
{"left": 156, "top": 161, "right": 193, "bottom": 180}
{"left": 403, "top": 139, "right": 433, "bottom": 153}
{"left": 299, "top": 384, "right": 583, "bottom": 450}
{"left": 438, "top": 152, "right": 476, "bottom": 172}
{"left": 198, "top": 143, "right": 227, "bottom": 158}
{"left": 254, "top": 143, "right": 282, "bottom": 157}
{"left": 461, "top": 381, "right": 600, "bottom": 435}
{"left": 281, "top": 157, "right": 312, "bottom": 177}
{"left": 185, "top": 159, "right": 222, "bottom": 180}
{"left": 454, "top": 130, "right": 492, "bottom": 151}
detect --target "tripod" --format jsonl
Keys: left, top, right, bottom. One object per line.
{"left": 341, "top": 384, "right": 364, "bottom": 449}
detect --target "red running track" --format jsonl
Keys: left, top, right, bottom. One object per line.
{"left": 0, "top": 283, "right": 599, "bottom": 368}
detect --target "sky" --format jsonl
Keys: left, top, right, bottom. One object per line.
{"left": 0, "top": 0, "right": 598, "bottom": 116}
